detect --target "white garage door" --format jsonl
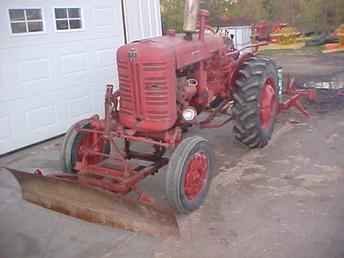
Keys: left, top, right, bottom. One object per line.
{"left": 0, "top": 0, "right": 162, "bottom": 155}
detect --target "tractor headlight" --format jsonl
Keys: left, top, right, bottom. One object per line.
{"left": 182, "top": 107, "right": 197, "bottom": 121}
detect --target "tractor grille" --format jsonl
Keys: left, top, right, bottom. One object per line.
{"left": 118, "top": 61, "right": 170, "bottom": 122}
{"left": 143, "top": 63, "right": 169, "bottom": 121}
{"left": 118, "top": 60, "right": 133, "bottom": 116}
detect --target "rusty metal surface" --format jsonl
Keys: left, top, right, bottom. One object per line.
{"left": 6, "top": 168, "right": 179, "bottom": 238}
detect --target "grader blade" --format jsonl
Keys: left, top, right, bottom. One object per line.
{"left": 6, "top": 168, "right": 179, "bottom": 238}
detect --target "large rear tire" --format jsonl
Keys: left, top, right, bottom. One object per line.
{"left": 165, "top": 136, "right": 215, "bottom": 214}
{"left": 233, "top": 57, "right": 279, "bottom": 148}
{"left": 61, "top": 119, "right": 111, "bottom": 173}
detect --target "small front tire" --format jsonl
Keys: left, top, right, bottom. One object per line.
{"left": 165, "top": 136, "right": 215, "bottom": 214}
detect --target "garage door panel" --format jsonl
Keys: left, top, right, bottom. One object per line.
{"left": 0, "top": 139, "right": 12, "bottom": 155}
{"left": 25, "top": 79, "right": 64, "bottom": 96}
{"left": 92, "top": 88, "right": 106, "bottom": 114}
{"left": 95, "top": 7, "right": 120, "bottom": 30}
{"left": 17, "top": 92, "right": 58, "bottom": 111}
{"left": 61, "top": 71, "right": 89, "bottom": 89}
{"left": 94, "top": 37, "right": 123, "bottom": 49}
{"left": 94, "top": 66, "right": 115, "bottom": 86}
{"left": 0, "top": 116, "right": 11, "bottom": 140}
{"left": 96, "top": 48, "right": 116, "bottom": 67}
{"left": 61, "top": 52, "right": 88, "bottom": 74}
{"left": 8, "top": 100, "right": 63, "bottom": 144}
{"left": 7, "top": 99, "right": 28, "bottom": 139}
{"left": 0, "top": 84, "right": 25, "bottom": 102}
{"left": 0, "top": 100, "right": 10, "bottom": 117}
{"left": 64, "top": 85, "right": 91, "bottom": 101}
{"left": 26, "top": 105, "right": 57, "bottom": 131}
{"left": 5, "top": 47, "right": 48, "bottom": 61}
{"left": 1, "top": 51, "right": 52, "bottom": 102}
{"left": 2, "top": 62, "right": 20, "bottom": 85}
{"left": 68, "top": 96, "right": 92, "bottom": 119}
{"left": 57, "top": 42, "right": 89, "bottom": 55}
{"left": 21, "top": 58, "right": 50, "bottom": 82}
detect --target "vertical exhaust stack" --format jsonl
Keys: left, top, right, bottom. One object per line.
{"left": 183, "top": 0, "right": 200, "bottom": 40}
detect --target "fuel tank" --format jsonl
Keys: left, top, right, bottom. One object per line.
{"left": 117, "top": 34, "right": 224, "bottom": 132}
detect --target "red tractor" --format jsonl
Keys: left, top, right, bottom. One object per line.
{"left": 60, "top": 1, "right": 279, "bottom": 212}
{"left": 8, "top": 0, "right": 292, "bottom": 236}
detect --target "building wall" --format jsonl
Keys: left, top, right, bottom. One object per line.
{"left": 0, "top": 0, "right": 162, "bottom": 155}
{"left": 123, "top": 0, "right": 162, "bottom": 42}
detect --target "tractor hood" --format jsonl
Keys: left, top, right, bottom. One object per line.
{"left": 117, "top": 34, "right": 225, "bottom": 69}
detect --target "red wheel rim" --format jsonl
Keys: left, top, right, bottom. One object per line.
{"left": 260, "top": 78, "right": 277, "bottom": 129}
{"left": 77, "top": 131, "right": 107, "bottom": 165}
{"left": 184, "top": 152, "right": 209, "bottom": 200}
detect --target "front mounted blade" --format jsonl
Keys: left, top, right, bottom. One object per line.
{"left": 6, "top": 168, "right": 178, "bottom": 238}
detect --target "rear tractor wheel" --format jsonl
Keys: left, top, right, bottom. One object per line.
{"left": 165, "top": 136, "right": 215, "bottom": 214}
{"left": 233, "top": 57, "right": 279, "bottom": 148}
{"left": 61, "top": 119, "right": 111, "bottom": 173}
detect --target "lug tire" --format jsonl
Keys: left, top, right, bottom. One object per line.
{"left": 165, "top": 136, "right": 215, "bottom": 214}
{"left": 233, "top": 57, "right": 279, "bottom": 148}
{"left": 60, "top": 119, "right": 110, "bottom": 173}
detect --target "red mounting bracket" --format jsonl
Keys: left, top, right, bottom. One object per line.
{"left": 278, "top": 77, "right": 317, "bottom": 118}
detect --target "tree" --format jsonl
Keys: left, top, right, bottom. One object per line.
{"left": 160, "top": 0, "right": 344, "bottom": 33}
{"left": 161, "top": 0, "right": 185, "bottom": 32}
{"left": 262, "top": 0, "right": 274, "bottom": 20}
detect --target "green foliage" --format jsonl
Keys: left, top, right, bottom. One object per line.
{"left": 160, "top": 0, "right": 185, "bottom": 32}
{"left": 160, "top": 0, "right": 344, "bottom": 33}
{"left": 200, "top": 0, "right": 233, "bottom": 25}
{"left": 262, "top": 0, "right": 274, "bottom": 20}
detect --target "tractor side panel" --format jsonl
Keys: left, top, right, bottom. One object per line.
{"left": 117, "top": 42, "right": 177, "bottom": 132}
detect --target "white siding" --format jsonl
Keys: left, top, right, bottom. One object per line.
{"left": 123, "top": 0, "right": 162, "bottom": 42}
{"left": 219, "top": 26, "right": 252, "bottom": 52}
{"left": 0, "top": 0, "right": 162, "bottom": 154}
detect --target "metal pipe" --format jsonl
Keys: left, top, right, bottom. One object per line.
{"left": 183, "top": 0, "right": 200, "bottom": 33}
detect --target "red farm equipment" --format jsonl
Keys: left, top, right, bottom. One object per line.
{"left": 254, "top": 20, "right": 271, "bottom": 41}
{"left": 5, "top": 0, "right": 315, "bottom": 237}
{"left": 253, "top": 21, "right": 287, "bottom": 42}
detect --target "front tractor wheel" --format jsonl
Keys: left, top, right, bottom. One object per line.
{"left": 165, "top": 136, "right": 215, "bottom": 214}
{"left": 61, "top": 119, "right": 111, "bottom": 173}
{"left": 233, "top": 57, "right": 279, "bottom": 148}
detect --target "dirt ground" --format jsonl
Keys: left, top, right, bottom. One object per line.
{"left": 1, "top": 51, "right": 344, "bottom": 258}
